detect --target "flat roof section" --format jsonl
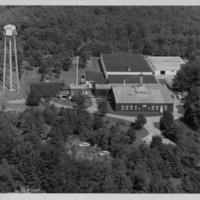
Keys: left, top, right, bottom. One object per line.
{"left": 102, "top": 52, "right": 153, "bottom": 72}
{"left": 148, "top": 56, "right": 185, "bottom": 71}
{"left": 108, "top": 75, "right": 159, "bottom": 84}
{"left": 85, "top": 71, "right": 107, "bottom": 84}
{"left": 112, "top": 85, "right": 174, "bottom": 104}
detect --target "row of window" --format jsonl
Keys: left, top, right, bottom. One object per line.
{"left": 121, "top": 104, "right": 168, "bottom": 111}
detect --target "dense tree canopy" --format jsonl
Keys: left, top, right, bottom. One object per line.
{"left": 1, "top": 6, "right": 200, "bottom": 73}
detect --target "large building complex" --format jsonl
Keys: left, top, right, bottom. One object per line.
{"left": 84, "top": 52, "right": 178, "bottom": 113}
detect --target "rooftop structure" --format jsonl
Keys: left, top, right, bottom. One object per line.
{"left": 148, "top": 56, "right": 185, "bottom": 75}
{"left": 112, "top": 85, "right": 173, "bottom": 105}
{"left": 101, "top": 52, "right": 153, "bottom": 78}
{"left": 108, "top": 74, "right": 159, "bottom": 84}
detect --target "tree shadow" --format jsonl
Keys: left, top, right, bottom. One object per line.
{"left": 175, "top": 104, "right": 184, "bottom": 115}
{"left": 153, "top": 122, "right": 160, "bottom": 130}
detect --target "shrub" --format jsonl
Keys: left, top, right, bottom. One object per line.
{"left": 104, "top": 120, "right": 110, "bottom": 124}
{"left": 26, "top": 91, "right": 41, "bottom": 106}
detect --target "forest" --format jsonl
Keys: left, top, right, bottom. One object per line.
{"left": 0, "top": 6, "right": 200, "bottom": 74}
{"left": 0, "top": 6, "right": 200, "bottom": 193}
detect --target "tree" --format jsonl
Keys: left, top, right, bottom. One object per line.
{"left": 126, "top": 127, "right": 136, "bottom": 142}
{"left": 183, "top": 86, "right": 200, "bottom": 130}
{"left": 159, "top": 110, "right": 174, "bottom": 131}
{"left": 150, "top": 136, "right": 162, "bottom": 148}
{"left": 98, "top": 98, "right": 108, "bottom": 116}
{"left": 173, "top": 60, "right": 200, "bottom": 92}
{"left": 134, "top": 114, "right": 147, "bottom": 130}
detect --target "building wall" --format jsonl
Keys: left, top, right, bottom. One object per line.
{"left": 154, "top": 70, "right": 177, "bottom": 76}
{"left": 107, "top": 72, "right": 153, "bottom": 75}
{"left": 100, "top": 55, "right": 108, "bottom": 79}
{"left": 94, "top": 89, "right": 110, "bottom": 97}
{"left": 115, "top": 102, "right": 173, "bottom": 113}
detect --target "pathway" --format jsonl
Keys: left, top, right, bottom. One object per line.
{"left": 86, "top": 93, "right": 98, "bottom": 113}
{"left": 49, "top": 101, "right": 73, "bottom": 109}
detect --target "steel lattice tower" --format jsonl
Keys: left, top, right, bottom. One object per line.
{"left": 3, "top": 24, "right": 20, "bottom": 93}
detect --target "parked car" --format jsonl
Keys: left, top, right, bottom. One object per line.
{"left": 143, "top": 137, "right": 152, "bottom": 145}
{"left": 98, "top": 150, "right": 110, "bottom": 157}
{"left": 78, "top": 142, "right": 90, "bottom": 147}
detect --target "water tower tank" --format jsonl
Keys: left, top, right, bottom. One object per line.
{"left": 4, "top": 24, "right": 17, "bottom": 36}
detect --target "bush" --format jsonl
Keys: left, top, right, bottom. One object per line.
{"left": 150, "top": 136, "right": 162, "bottom": 148}
{"left": 126, "top": 127, "right": 136, "bottom": 142}
{"left": 120, "top": 121, "right": 127, "bottom": 126}
{"left": 104, "top": 120, "right": 110, "bottom": 124}
{"left": 98, "top": 98, "right": 108, "bottom": 116}
{"left": 26, "top": 91, "right": 41, "bottom": 106}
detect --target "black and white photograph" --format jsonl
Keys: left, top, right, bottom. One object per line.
{"left": 0, "top": 1, "right": 199, "bottom": 199}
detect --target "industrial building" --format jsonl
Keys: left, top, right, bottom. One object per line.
{"left": 100, "top": 52, "right": 153, "bottom": 78}
{"left": 110, "top": 75, "right": 174, "bottom": 113}
{"left": 147, "top": 56, "right": 185, "bottom": 76}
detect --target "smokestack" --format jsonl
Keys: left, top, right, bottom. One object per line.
{"left": 139, "top": 73, "right": 143, "bottom": 87}
{"left": 76, "top": 56, "right": 79, "bottom": 85}
{"left": 124, "top": 79, "right": 126, "bottom": 87}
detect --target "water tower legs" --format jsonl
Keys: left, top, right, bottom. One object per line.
{"left": 14, "top": 36, "right": 20, "bottom": 93}
{"left": 2, "top": 36, "right": 20, "bottom": 93}
{"left": 3, "top": 37, "right": 6, "bottom": 93}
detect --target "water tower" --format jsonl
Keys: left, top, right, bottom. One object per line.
{"left": 3, "top": 24, "right": 20, "bottom": 93}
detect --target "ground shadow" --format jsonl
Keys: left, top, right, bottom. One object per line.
{"left": 153, "top": 122, "right": 160, "bottom": 130}
{"left": 175, "top": 104, "right": 185, "bottom": 115}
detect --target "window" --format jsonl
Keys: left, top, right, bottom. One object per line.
{"left": 156, "top": 105, "right": 159, "bottom": 110}
{"left": 160, "top": 71, "right": 165, "bottom": 75}
{"left": 121, "top": 105, "right": 124, "bottom": 111}
{"left": 134, "top": 105, "right": 137, "bottom": 110}
{"left": 151, "top": 105, "right": 155, "bottom": 110}
{"left": 126, "top": 105, "right": 129, "bottom": 111}
{"left": 130, "top": 105, "right": 133, "bottom": 110}
{"left": 164, "top": 105, "right": 168, "bottom": 110}
{"left": 138, "top": 106, "right": 141, "bottom": 111}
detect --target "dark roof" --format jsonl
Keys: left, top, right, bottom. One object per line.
{"left": 85, "top": 71, "right": 107, "bottom": 84}
{"left": 108, "top": 75, "right": 159, "bottom": 84}
{"left": 31, "top": 82, "right": 64, "bottom": 97}
{"left": 102, "top": 52, "right": 152, "bottom": 72}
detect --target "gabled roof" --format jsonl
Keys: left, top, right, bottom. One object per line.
{"left": 101, "top": 52, "right": 153, "bottom": 72}
{"left": 108, "top": 75, "right": 159, "bottom": 84}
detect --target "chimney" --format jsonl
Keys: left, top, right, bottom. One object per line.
{"left": 139, "top": 73, "right": 143, "bottom": 87}
{"left": 76, "top": 56, "right": 79, "bottom": 85}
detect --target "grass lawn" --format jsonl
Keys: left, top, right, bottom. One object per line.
{"left": 103, "top": 115, "right": 149, "bottom": 147}
{"left": 51, "top": 97, "right": 77, "bottom": 107}
{"left": 133, "top": 128, "right": 149, "bottom": 148}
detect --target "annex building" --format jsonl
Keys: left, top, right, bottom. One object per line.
{"left": 147, "top": 56, "right": 185, "bottom": 76}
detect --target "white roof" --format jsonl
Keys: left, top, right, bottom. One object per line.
{"left": 148, "top": 56, "right": 185, "bottom": 71}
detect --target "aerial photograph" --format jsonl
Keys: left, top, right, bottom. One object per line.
{"left": 0, "top": 5, "right": 200, "bottom": 194}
